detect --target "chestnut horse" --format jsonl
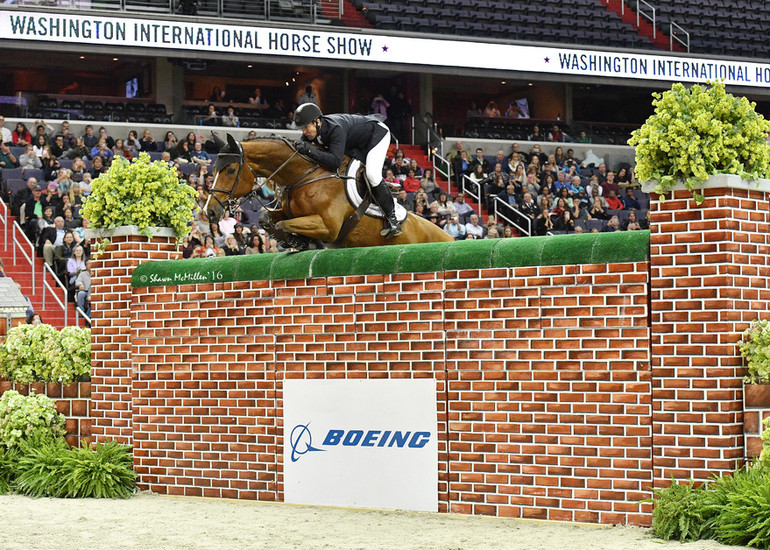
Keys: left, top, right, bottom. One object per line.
{"left": 204, "top": 134, "right": 453, "bottom": 249}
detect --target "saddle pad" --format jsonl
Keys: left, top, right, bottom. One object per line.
{"left": 344, "top": 159, "right": 408, "bottom": 223}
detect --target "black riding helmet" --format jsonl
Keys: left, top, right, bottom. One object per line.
{"left": 294, "top": 103, "right": 323, "bottom": 128}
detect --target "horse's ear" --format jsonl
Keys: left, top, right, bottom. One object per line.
{"left": 211, "top": 132, "right": 226, "bottom": 151}
{"left": 226, "top": 133, "right": 239, "bottom": 151}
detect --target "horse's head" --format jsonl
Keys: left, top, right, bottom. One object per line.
{"left": 205, "top": 133, "right": 255, "bottom": 224}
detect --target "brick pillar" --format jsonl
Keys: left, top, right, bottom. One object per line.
{"left": 89, "top": 227, "right": 178, "bottom": 444}
{"left": 649, "top": 179, "right": 770, "bottom": 484}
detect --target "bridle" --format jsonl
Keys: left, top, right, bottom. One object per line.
{"left": 208, "top": 137, "right": 346, "bottom": 218}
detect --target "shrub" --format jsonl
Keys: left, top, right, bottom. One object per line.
{"left": 14, "top": 436, "right": 70, "bottom": 497}
{"left": 82, "top": 151, "right": 197, "bottom": 244}
{"left": 0, "top": 324, "right": 91, "bottom": 383}
{"left": 648, "top": 479, "right": 709, "bottom": 541}
{"left": 629, "top": 81, "right": 770, "bottom": 203}
{"left": 711, "top": 467, "right": 770, "bottom": 548}
{"left": 0, "top": 391, "right": 66, "bottom": 449}
{"left": 739, "top": 319, "right": 770, "bottom": 384}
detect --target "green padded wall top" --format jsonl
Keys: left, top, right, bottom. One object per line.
{"left": 132, "top": 230, "right": 650, "bottom": 287}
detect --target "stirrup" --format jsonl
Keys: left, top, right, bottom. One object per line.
{"left": 380, "top": 218, "right": 402, "bottom": 238}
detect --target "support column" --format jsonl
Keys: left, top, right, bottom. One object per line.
{"left": 155, "top": 59, "right": 185, "bottom": 123}
{"left": 649, "top": 178, "right": 770, "bottom": 483}
{"left": 89, "top": 227, "right": 178, "bottom": 444}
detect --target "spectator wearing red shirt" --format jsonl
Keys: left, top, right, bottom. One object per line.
{"left": 12, "top": 122, "right": 32, "bottom": 146}
{"left": 402, "top": 169, "right": 421, "bottom": 193}
{"left": 605, "top": 190, "right": 624, "bottom": 210}
{"left": 600, "top": 171, "right": 619, "bottom": 197}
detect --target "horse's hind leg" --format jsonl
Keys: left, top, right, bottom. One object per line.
{"left": 276, "top": 215, "right": 337, "bottom": 241}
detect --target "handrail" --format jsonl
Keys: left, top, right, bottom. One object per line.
{"left": 75, "top": 305, "right": 91, "bottom": 327}
{"left": 432, "top": 154, "right": 451, "bottom": 184}
{"left": 12, "top": 220, "right": 35, "bottom": 293}
{"left": 460, "top": 174, "right": 484, "bottom": 217}
{"left": 670, "top": 22, "right": 690, "bottom": 52}
{"left": 492, "top": 197, "right": 533, "bottom": 237}
{"left": 637, "top": 0, "right": 656, "bottom": 39}
{"left": 42, "top": 262, "right": 68, "bottom": 327}
{"left": 0, "top": 197, "right": 7, "bottom": 252}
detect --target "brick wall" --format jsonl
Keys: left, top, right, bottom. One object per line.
{"left": 649, "top": 186, "right": 770, "bottom": 484}
{"left": 126, "top": 260, "right": 652, "bottom": 524}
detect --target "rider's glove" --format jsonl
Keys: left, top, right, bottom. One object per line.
{"left": 296, "top": 141, "right": 311, "bottom": 155}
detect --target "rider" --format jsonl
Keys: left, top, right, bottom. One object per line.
{"left": 293, "top": 103, "right": 402, "bottom": 238}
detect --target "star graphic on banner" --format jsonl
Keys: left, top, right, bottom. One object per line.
{"left": 382, "top": 45, "right": 389, "bottom": 52}
{"left": 544, "top": 56, "right": 550, "bottom": 63}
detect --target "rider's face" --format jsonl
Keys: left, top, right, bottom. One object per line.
{"left": 302, "top": 121, "right": 318, "bottom": 140}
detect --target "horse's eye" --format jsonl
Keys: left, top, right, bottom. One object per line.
{"left": 227, "top": 168, "right": 236, "bottom": 175}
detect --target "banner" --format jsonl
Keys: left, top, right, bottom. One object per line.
{"left": 3, "top": 9, "right": 770, "bottom": 88}
{"left": 283, "top": 379, "right": 438, "bottom": 512}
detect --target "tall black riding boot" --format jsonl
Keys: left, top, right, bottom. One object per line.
{"left": 372, "top": 182, "right": 402, "bottom": 238}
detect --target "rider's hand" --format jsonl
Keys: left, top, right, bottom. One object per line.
{"left": 295, "top": 141, "right": 311, "bottom": 155}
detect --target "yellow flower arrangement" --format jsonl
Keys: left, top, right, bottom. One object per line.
{"left": 629, "top": 82, "right": 770, "bottom": 203}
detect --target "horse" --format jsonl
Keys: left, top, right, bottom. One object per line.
{"left": 204, "top": 133, "right": 454, "bottom": 249}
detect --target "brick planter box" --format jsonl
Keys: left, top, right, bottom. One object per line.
{"left": 744, "top": 384, "right": 770, "bottom": 458}
{"left": 0, "top": 380, "right": 92, "bottom": 447}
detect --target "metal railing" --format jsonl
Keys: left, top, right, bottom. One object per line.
{"left": 0, "top": 198, "right": 8, "bottom": 252}
{"left": 12, "top": 220, "right": 35, "bottom": 293}
{"left": 460, "top": 174, "right": 483, "bottom": 214}
{"left": 492, "top": 197, "right": 533, "bottom": 237}
{"left": 670, "top": 22, "right": 690, "bottom": 52}
{"left": 14, "top": 0, "right": 323, "bottom": 23}
{"left": 75, "top": 305, "right": 91, "bottom": 327}
{"left": 637, "top": 0, "right": 656, "bottom": 39}
{"left": 42, "top": 262, "right": 68, "bottom": 327}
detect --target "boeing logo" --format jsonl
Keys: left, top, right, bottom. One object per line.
{"left": 289, "top": 423, "right": 325, "bottom": 462}
{"left": 289, "top": 423, "right": 431, "bottom": 462}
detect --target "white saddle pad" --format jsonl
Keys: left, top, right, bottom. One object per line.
{"left": 344, "top": 159, "right": 408, "bottom": 223}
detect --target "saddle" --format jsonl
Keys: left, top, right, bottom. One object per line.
{"left": 342, "top": 158, "right": 408, "bottom": 223}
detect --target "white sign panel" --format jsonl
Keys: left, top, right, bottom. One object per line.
{"left": 283, "top": 379, "right": 438, "bottom": 512}
{"left": 2, "top": 9, "right": 770, "bottom": 88}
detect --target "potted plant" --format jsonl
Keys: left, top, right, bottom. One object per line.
{"left": 82, "top": 152, "right": 197, "bottom": 254}
{"left": 739, "top": 319, "right": 770, "bottom": 407}
{"left": 628, "top": 81, "right": 770, "bottom": 204}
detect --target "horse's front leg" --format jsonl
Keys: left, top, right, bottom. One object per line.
{"left": 276, "top": 215, "right": 336, "bottom": 241}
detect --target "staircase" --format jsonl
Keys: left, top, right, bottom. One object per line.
{"left": 602, "top": 0, "right": 684, "bottom": 52}
{"left": 399, "top": 144, "right": 490, "bottom": 225}
{"left": 0, "top": 210, "right": 79, "bottom": 329}
{"left": 318, "top": 0, "right": 373, "bottom": 28}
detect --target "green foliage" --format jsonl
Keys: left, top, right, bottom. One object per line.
{"left": 0, "top": 391, "right": 66, "bottom": 449}
{"left": 82, "top": 151, "right": 197, "bottom": 248}
{"left": 739, "top": 319, "right": 770, "bottom": 384}
{"left": 648, "top": 479, "right": 709, "bottom": 541}
{"left": 0, "top": 324, "right": 91, "bottom": 383}
{"left": 629, "top": 81, "right": 770, "bottom": 202}
{"left": 711, "top": 467, "right": 770, "bottom": 548}
{"left": 6, "top": 437, "right": 136, "bottom": 499}
{"left": 58, "top": 440, "right": 137, "bottom": 499}
{"left": 762, "top": 417, "right": 770, "bottom": 464}
{"left": 0, "top": 445, "right": 20, "bottom": 494}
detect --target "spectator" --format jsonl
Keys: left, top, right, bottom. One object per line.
{"left": 386, "top": 89, "right": 412, "bottom": 144}
{"left": 595, "top": 163, "right": 609, "bottom": 183}
{"left": 173, "top": 140, "right": 193, "bottom": 164}
{"left": 489, "top": 162, "right": 509, "bottom": 186}
{"left": 190, "top": 142, "right": 211, "bottom": 166}
{"left": 27, "top": 313, "right": 43, "bottom": 325}
{"left": 445, "top": 141, "right": 465, "bottom": 163}
{"left": 529, "top": 124, "right": 545, "bottom": 141}
{"left": 465, "top": 213, "right": 485, "bottom": 239}
{"left": 0, "top": 141, "right": 18, "bottom": 168}
{"left": 444, "top": 213, "right": 466, "bottom": 240}
{"left": 39, "top": 215, "right": 65, "bottom": 264}
{"left": 113, "top": 139, "right": 132, "bottom": 160}
{"left": 248, "top": 88, "right": 270, "bottom": 110}
{"left": 221, "top": 106, "right": 239, "bottom": 127}
{"left": 453, "top": 192, "right": 474, "bottom": 224}
{"left": 217, "top": 211, "right": 235, "bottom": 238}
{"left": 66, "top": 244, "right": 86, "bottom": 285}
{"left": 553, "top": 210, "right": 574, "bottom": 232}
{"left": 547, "top": 124, "right": 569, "bottom": 142}
{"left": 451, "top": 150, "right": 471, "bottom": 186}
{"left": 396, "top": 188, "right": 414, "bottom": 212}
{"left": 0, "top": 115, "right": 11, "bottom": 144}
{"left": 421, "top": 168, "right": 438, "bottom": 197}
{"left": 298, "top": 85, "right": 319, "bottom": 106}
{"left": 245, "top": 232, "right": 265, "bottom": 254}
{"left": 12, "top": 122, "right": 32, "bottom": 146}
{"left": 223, "top": 233, "right": 244, "bottom": 256}
{"left": 126, "top": 130, "right": 142, "bottom": 155}
{"left": 575, "top": 131, "right": 591, "bottom": 144}
{"left": 485, "top": 225, "right": 499, "bottom": 238}
{"left": 616, "top": 166, "right": 632, "bottom": 186}
{"left": 75, "top": 260, "right": 91, "bottom": 318}
{"left": 424, "top": 203, "right": 445, "bottom": 228}
{"left": 90, "top": 156, "right": 107, "bottom": 178}
{"left": 209, "top": 86, "right": 226, "bottom": 102}
{"left": 466, "top": 101, "right": 482, "bottom": 118}
{"left": 431, "top": 191, "right": 456, "bottom": 218}
{"left": 518, "top": 192, "right": 539, "bottom": 223}
{"left": 503, "top": 226, "right": 515, "bottom": 237}
{"left": 483, "top": 101, "right": 501, "bottom": 118}
{"left": 232, "top": 223, "right": 248, "bottom": 248}
{"left": 139, "top": 129, "right": 158, "bottom": 152}
{"left": 82, "top": 125, "right": 98, "bottom": 149}
{"left": 621, "top": 188, "right": 641, "bottom": 210}
{"left": 64, "top": 136, "right": 89, "bottom": 160}
{"left": 470, "top": 148, "right": 491, "bottom": 173}
{"left": 604, "top": 215, "right": 621, "bottom": 232}
{"left": 535, "top": 197, "right": 553, "bottom": 235}
{"left": 601, "top": 171, "right": 619, "bottom": 196}
{"left": 371, "top": 94, "right": 389, "bottom": 118}
{"left": 588, "top": 198, "right": 610, "bottom": 220}
{"left": 468, "top": 164, "right": 488, "bottom": 189}
{"left": 605, "top": 190, "right": 624, "bottom": 210}
{"left": 194, "top": 235, "right": 218, "bottom": 258}
{"left": 402, "top": 169, "right": 421, "bottom": 193}
{"left": 19, "top": 144, "right": 41, "bottom": 172}
{"left": 623, "top": 211, "right": 644, "bottom": 231}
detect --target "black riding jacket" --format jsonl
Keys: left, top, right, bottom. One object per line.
{"left": 301, "top": 113, "right": 386, "bottom": 170}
